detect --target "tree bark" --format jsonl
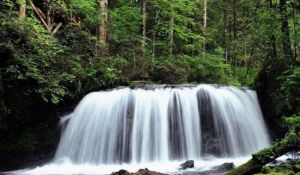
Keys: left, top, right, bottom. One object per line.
{"left": 46, "top": 0, "right": 51, "bottom": 28}
{"left": 203, "top": 0, "right": 207, "bottom": 54}
{"left": 267, "top": 0, "right": 277, "bottom": 64}
{"left": 141, "top": 0, "right": 147, "bottom": 60}
{"left": 152, "top": 10, "right": 160, "bottom": 72}
{"left": 169, "top": 12, "right": 174, "bottom": 58}
{"left": 99, "top": 0, "right": 108, "bottom": 45}
{"left": 291, "top": 2, "right": 298, "bottom": 59}
{"left": 19, "top": 0, "right": 26, "bottom": 21}
{"left": 223, "top": 1, "right": 228, "bottom": 61}
{"left": 19, "top": 0, "right": 26, "bottom": 30}
{"left": 29, "top": 0, "right": 62, "bottom": 35}
{"left": 280, "top": 0, "right": 293, "bottom": 63}
{"left": 232, "top": 0, "right": 237, "bottom": 77}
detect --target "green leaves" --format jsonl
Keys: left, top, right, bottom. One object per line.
{"left": 109, "top": 6, "right": 141, "bottom": 43}
{"left": 150, "top": 54, "right": 236, "bottom": 85}
{"left": 284, "top": 115, "right": 300, "bottom": 131}
{"left": 69, "top": 0, "right": 100, "bottom": 29}
{"left": 0, "top": 8, "right": 105, "bottom": 105}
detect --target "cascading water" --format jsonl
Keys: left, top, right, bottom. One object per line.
{"left": 9, "top": 84, "right": 270, "bottom": 175}
{"left": 55, "top": 84, "right": 270, "bottom": 165}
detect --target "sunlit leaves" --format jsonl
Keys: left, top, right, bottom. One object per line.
{"left": 69, "top": 0, "right": 100, "bottom": 29}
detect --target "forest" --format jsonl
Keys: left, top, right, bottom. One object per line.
{"left": 0, "top": 0, "right": 299, "bottom": 174}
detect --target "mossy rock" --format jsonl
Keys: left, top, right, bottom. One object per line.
{"left": 255, "top": 172, "right": 294, "bottom": 175}
{"left": 294, "top": 164, "right": 300, "bottom": 172}
{"left": 262, "top": 166, "right": 273, "bottom": 173}
{"left": 254, "top": 163, "right": 298, "bottom": 175}
{"left": 280, "top": 163, "right": 294, "bottom": 170}
{"left": 227, "top": 159, "right": 261, "bottom": 175}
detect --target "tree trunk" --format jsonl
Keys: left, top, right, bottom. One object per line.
{"left": 232, "top": 0, "right": 237, "bottom": 77}
{"left": 29, "top": 0, "right": 62, "bottom": 35}
{"left": 244, "top": 46, "right": 254, "bottom": 80}
{"left": 292, "top": 2, "right": 298, "bottom": 59}
{"left": 141, "top": 0, "right": 147, "bottom": 60}
{"left": 223, "top": 1, "right": 228, "bottom": 61}
{"left": 169, "top": 12, "right": 174, "bottom": 58}
{"left": 267, "top": 0, "right": 277, "bottom": 64}
{"left": 19, "top": 0, "right": 26, "bottom": 21}
{"left": 203, "top": 0, "right": 207, "bottom": 55}
{"left": 280, "top": 0, "right": 293, "bottom": 63}
{"left": 46, "top": 0, "right": 51, "bottom": 27}
{"left": 152, "top": 10, "right": 160, "bottom": 72}
{"left": 19, "top": 0, "right": 26, "bottom": 30}
{"left": 99, "top": 0, "right": 108, "bottom": 46}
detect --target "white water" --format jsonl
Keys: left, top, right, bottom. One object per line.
{"left": 9, "top": 157, "right": 251, "bottom": 175}
{"left": 9, "top": 84, "right": 271, "bottom": 174}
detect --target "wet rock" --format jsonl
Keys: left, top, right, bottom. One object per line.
{"left": 112, "top": 169, "right": 130, "bottom": 175}
{"left": 112, "top": 168, "right": 166, "bottom": 175}
{"left": 134, "top": 168, "right": 150, "bottom": 175}
{"left": 133, "top": 168, "right": 166, "bottom": 175}
{"left": 212, "top": 162, "right": 234, "bottom": 171}
{"left": 179, "top": 160, "right": 195, "bottom": 170}
{"left": 267, "top": 151, "right": 300, "bottom": 167}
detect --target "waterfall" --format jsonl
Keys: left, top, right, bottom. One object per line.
{"left": 54, "top": 84, "right": 270, "bottom": 165}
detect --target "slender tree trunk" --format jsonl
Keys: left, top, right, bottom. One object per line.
{"left": 292, "top": 0, "right": 298, "bottom": 59}
{"left": 203, "top": 0, "right": 207, "bottom": 55}
{"left": 29, "top": 0, "right": 62, "bottom": 35}
{"left": 280, "top": 0, "right": 293, "bottom": 63}
{"left": 244, "top": 46, "right": 254, "bottom": 80}
{"left": 223, "top": 1, "right": 228, "bottom": 61}
{"left": 152, "top": 10, "right": 160, "bottom": 72}
{"left": 232, "top": 0, "right": 237, "bottom": 77}
{"left": 99, "top": 0, "right": 108, "bottom": 47}
{"left": 169, "top": 12, "right": 174, "bottom": 58}
{"left": 19, "top": 0, "right": 26, "bottom": 21}
{"left": 267, "top": 0, "right": 277, "bottom": 64}
{"left": 133, "top": 45, "right": 136, "bottom": 74}
{"left": 141, "top": 0, "right": 147, "bottom": 60}
{"left": 19, "top": 0, "right": 26, "bottom": 30}
{"left": 46, "top": 0, "right": 51, "bottom": 27}
{"left": 152, "top": 31, "right": 156, "bottom": 72}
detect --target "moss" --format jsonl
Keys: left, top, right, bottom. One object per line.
{"left": 294, "top": 164, "right": 300, "bottom": 171}
{"left": 254, "top": 165, "right": 295, "bottom": 175}
{"left": 227, "top": 159, "right": 261, "bottom": 175}
{"left": 255, "top": 172, "right": 294, "bottom": 175}
{"left": 262, "top": 166, "right": 274, "bottom": 173}
{"left": 250, "top": 161, "right": 298, "bottom": 175}
{"left": 280, "top": 163, "right": 294, "bottom": 170}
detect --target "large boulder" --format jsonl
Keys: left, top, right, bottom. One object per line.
{"left": 112, "top": 169, "right": 130, "bottom": 175}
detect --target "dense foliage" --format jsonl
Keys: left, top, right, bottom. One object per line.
{"left": 0, "top": 0, "right": 299, "bottom": 171}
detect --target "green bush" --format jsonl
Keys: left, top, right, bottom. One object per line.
{"left": 151, "top": 54, "right": 239, "bottom": 85}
